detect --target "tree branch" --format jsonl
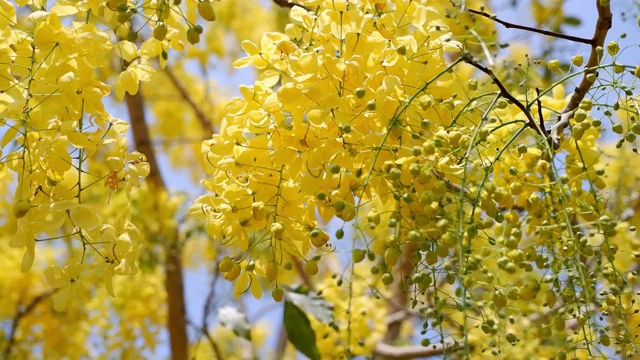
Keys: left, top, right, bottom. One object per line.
{"left": 3, "top": 290, "right": 56, "bottom": 358}
{"left": 186, "top": 317, "right": 224, "bottom": 360}
{"left": 164, "top": 68, "right": 215, "bottom": 135}
{"left": 200, "top": 266, "right": 224, "bottom": 359}
{"left": 549, "top": 0, "right": 612, "bottom": 149}
{"left": 462, "top": 53, "right": 547, "bottom": 138}
{"left": 126, "top": 92, "right": 165, "bottom": 188}
{"left": 126, "top": 91, "right": 189, "bottom": 360}
{"left": 454, "top": 2, "right": 592, "bottom": 45}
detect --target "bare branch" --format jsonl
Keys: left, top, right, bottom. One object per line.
{"left": 462, "top": 53, "right": 547, "bottom": 138}
{"left": 186, "top": 317, "right": 224, "bottom": 360}
{"left": 200, "top": 266, "right": 224, "bottom": 359}
{"left": 453, "top": 1, "right": 592, "bottom": 45}
{"left": 550, "top": 0, "right": 612, "bottom": 149}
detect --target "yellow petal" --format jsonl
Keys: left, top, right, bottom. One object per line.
{"left": 307, "top": 109, "right": 328, "bottom": 127}
{"left": 52, "top": 286, "right": 72, "bottom": 312}
{"left": 117, "top": 40, "right": 139, "bottom": 63}
{"left": 104, "top": 270, "right": 115, "bottom": 297}
{"left": 232, "top": 56, "right": 253, "bottom": 69}
{"left": 234, "top": 272, "right": 249, "bottom": 298}
{"left": 45, "top": 265, "right": 69, "bottom": 288}
{"left": 21, "top": 245, "right": 34, "bottom": 272}
{"left": 69, "top": 205, "right": 100, "bottom": 230}
{"left": 249, "top": 273, "right": 262, "bottom": 299}
{"left": 50, "top": 4, "right": 77, "bottom": 16}
{"left": 115, "top": 68, "right": 139, "bottom": 100}
{"left": 263, "top": 93, "right": 282, "bottom": 113}
{"left": 259, "top": 70, "right": 281, "bottom": 87}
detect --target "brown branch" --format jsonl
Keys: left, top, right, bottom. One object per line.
{"left": 126, "top": 92, "right": 165, "bottom": 188}
{"left": 550, "top": 0, "right": 612, "bottom": 149}
{"left": 374, "top": 299, "right": 589, "bottom": 359}
{"left": 164, "top": 68, "right": 215, "bottom": 135}
{"left": 186, "top": 317, "right": 224, "bottom": 360}
{"left": 375, "top": 242, "right": 416, "bottom": 360}
{"left": 462, "top": 53, "right": 547, "bottom": 137}
{"left": 3, "top": 290, "right": 56, "bottom": 358}
{"left": 200, "top": 266, "right": 224, "bottom": 359}
{"left": 126, "top": 91, "right": 188, "bottom": 360}
{"left": 455, "top": 2, "right": 592, "bottom": 45}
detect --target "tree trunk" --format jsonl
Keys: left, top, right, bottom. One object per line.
{"left": 126, "top": 92, "right": 189, "bottom": 360}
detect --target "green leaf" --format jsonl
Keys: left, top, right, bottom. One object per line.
{"left": 284, "top": 300, "right": 321, "bottom": 360}
{"left": 563, "top": 16, "right": 581, "bottom": 27}
{"left": 217, "top": 306, "right": 251, "bottom": 340}
{"left": 285, "top": 292, "right": 334, "bottom": 324}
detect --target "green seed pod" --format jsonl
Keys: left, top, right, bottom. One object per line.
{"left": 187, "top": 27, "right": 200, "bottom": 44}
{"left": 153, "top": 23, "right": 168, "bottom": 41}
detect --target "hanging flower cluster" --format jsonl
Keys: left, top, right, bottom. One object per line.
{"left": 195, "top": 0, "right": 640, "bottom": 356}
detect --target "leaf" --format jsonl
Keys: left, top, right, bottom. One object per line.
{"left": 563, "top": 16, "right": 582, "bottom": 27}
{"left": 285, "top": 292, "right": 334, "bottom": 324}
{"left": 52, "top": 286, "right": 72, "bottom": 312}
{"left": 249, "top": 273, "right": 262, "bottom": 299}
{"left": 284, "top": 300, "right": 321, "bottom": 360}
{"left": 1, "top": 125, "right": 18, "bottom": 148}
{"left": 217, "top": 306, "right": 251, "bottom": 341}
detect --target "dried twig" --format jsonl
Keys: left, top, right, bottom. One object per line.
{"left": 453, "top": 1, "right": 592, "bottom": 45}
{"left": 549, "top": 0, "right": 612, "bottom": 149}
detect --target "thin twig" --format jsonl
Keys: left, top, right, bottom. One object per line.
{"left": 453, "top": 1, "right": 592, "bottom": 45}
{"left": 186, "top": 317, "right": 224, "bottom": 360}
{"left": 535, "top": 88, "right": 546, "bottom": 131}
{"left": 462, "top": 53, "right": 547, "bottom": 137}
{"left": 164, "top": 68, "right": 215, "bottom": 134}
{"left": 549, "top": 0, "right": 612, "bottom": 149}
{"left": 200, "top": 266, "right": 224, "bottom": 359}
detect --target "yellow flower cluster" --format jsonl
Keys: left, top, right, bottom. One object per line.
{"left": 0, "top": 3, "right": 152, "bottom": 310}
{"left": 194, "top": 0, "right": 640, "bottom": 355}
{"left": 194, "top": 0, "right": 468, "bottom": 292}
